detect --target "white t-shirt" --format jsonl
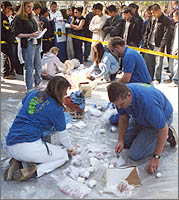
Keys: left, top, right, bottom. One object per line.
{"left": 149, "top": 19, "right": 158, "bottom": 45}
{"left": 123, "top": 21, "right": 130, "bottom": 41}
{"left": 49, "top": 10, "right": 63, "bottom": 21}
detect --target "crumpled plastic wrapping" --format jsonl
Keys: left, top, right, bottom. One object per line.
{"left": 103, "top": 180, "right": 134, "bottom": 198}
{"left": 1, "top": 83, "right": 178, "bottom": 199}
{"left": 51, "top": 174, "right": 91, "bottom": 198}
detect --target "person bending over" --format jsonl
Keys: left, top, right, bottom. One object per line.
{"left": 107, "top": 82, "right": 177, "bottom": 174}
{"left": 5, "top": 76, "right": 77, "bottom": 181}
{"left": 89, "top": 42, "right": 120, "bottom": 82}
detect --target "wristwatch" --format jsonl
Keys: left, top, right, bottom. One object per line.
{"left": 153, "top": 154, "right": 160, "bottom": 159}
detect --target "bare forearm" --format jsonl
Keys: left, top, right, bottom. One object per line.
{"left": 71, "top": 24, "right": 82, "bottom": 30}
{"left": 118, "top": 73, "right": 131, "bottom": 84}
{"left": 17, "top": 33, "right": 33, "bottom": 38}
{"left": 153, "top": 124, "right": 168, "bottom": 156}
{"left": 119, "top": 78, "right": 128, "bottom": 84}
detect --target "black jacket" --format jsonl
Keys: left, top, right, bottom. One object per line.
{"left": 40, "top": 17, "right": 54, "bottom": 39}
{"left": 1, "top": 12, "right": 13, "bottom": 45}
{"left": 143, "top": 13, "right": 172, "bottom": 52}
{"left": 134, "top": 13, "right": 144, "bottom": 42}
{"left": 1, "top": 12, "right": 14, "bottom": 55}
{"left": 110, "top": 17, "right": 141, "bottom": 47}
{"left": 83, "top": 12, "right": 95, "bottom": 38}
{"left": 102, "top": 15, "right": 122, "bottom": 37}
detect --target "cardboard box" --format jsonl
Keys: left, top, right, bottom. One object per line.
{"left": 106, "top": 166, "right": 141, "bottom": 187}
{"left": 79, "top": 82, "right": 93, "bottom": 97}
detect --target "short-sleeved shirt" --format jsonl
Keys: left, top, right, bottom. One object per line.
{"left": 122, "top": 46, "right": 151, "bottom": 83}
{"left": 117, "top": 83, "right": 173, "bottom": 129}
{"left": 6, "top": 90, "right": 66, "bottom": 146}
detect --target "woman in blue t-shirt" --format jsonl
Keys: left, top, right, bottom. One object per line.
{"left": 89, "top": 42, "right": 120, "bottom": 82}
{"left": 5, "top": 76, "right": 77, "bottom": 182}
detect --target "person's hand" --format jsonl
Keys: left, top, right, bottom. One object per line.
{"left": 31, "top": 32, "right": 39, "bottom": 38}
{"left": 67, "top": 146, "right": 77, "bottom": 156}
{"left": 147, "top": 158, "right": 160, "bottom": 174}
{"left": 115, "top": 140, "right": 124, "bottom": 154}
{"left": 38, "top": 21, "right": 44, "bottom": 27}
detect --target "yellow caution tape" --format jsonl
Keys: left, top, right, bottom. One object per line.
{"left": 1, "top": 41, "right": 7, "bottom": 44}
{"left": 41, "top": 37, "right": 55, "bottom": 41}
{"left": 54, "top": 31, "right": 178, "bottom": 59}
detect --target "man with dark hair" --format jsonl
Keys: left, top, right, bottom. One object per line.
{"left": 164, "top": 9, "right": 178, "bottom": 87}
{"left": 40, "top": 7, "right": 55, "bottom": 54}
{"left": 89, "top": 3, "right": 107, "bottom": 57}
{"left": 34, "top": 2, "right": 42, "bottom": 13}
{"left": 102, "top": 5, "right": 122, "bottom": 40}
{"left": 1, "top": 1, "right": 16, "bottom": 79}
{"left": 107, "top": 81, "right": 177, "bottom": 174}
{"left": 49, "top": 1, "right": 63, "bottom": 20}
{"left": 83, "top": 4, "right": 96, "bottom": 62}
{"left": 108, "top": 37, "right": 151, "bottom": 84}
{"left": 143, "top": 4, "right": 172, "bottom": 84}
{"left": 33, "top": 3, "right": 42, "bottom": 31}
{"left": 128, "top": 3, "right": 143, "bottom": 45}
{"left": 110, "top": 7, "right": 141, "bottom": 47}
{"left": 169, "top": 1, "right": 178, "bottom": 19}
{"left": 143, "top": 6, "right": 152, "bottom": 35}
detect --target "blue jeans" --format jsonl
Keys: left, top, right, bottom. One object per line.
{"left": 124, "top": 115, "right": 173, "bottom": 161}
{"left": 169, "top": 58, "right": 178, "bottom": 82}
{"left": 144, "top": 44, "right": 164, "bottom": 82}
{"left": 22, "top": 40, "right": 42, "bottom": 89}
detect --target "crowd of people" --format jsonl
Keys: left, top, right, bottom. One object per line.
{"left": 1, "top": 1, "right": 178, "bottom": 183}
{"left": 1, "top": 1, "right": 178, "bottom": 89}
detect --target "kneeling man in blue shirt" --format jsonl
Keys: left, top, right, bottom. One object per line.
{"left": 107, "top": 82, "right": 177, "bottom": 174}
{"left": 108, "top": 36, "right": 152, "bottom": 84}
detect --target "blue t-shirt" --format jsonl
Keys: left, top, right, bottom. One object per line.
{"left": 117, "top": 83, "right": 173, "bottom": 129}
{"left": 6, "top": 90, "right": 66, "bottom": 146}
{"left": 122, "top": 46, "right": 151, "bottom": 83}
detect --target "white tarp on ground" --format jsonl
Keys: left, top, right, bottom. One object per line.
{"left": 1, "top": 82, "right": 178, "bottom": 199}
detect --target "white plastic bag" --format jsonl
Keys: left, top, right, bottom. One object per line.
{"left": 103, "top": 180, "right": 134, "bottom": 197}
{"left": 102, "top": 103, "right": 118, "bottom": 124}
{"left": 51, "top": 174, "right": 91, "bottom": 198}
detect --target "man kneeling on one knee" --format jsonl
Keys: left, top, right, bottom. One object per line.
{"left": 107, "top": 82, "right": 177, "bottom": 174}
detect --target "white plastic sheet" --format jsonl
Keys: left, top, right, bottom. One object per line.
{"left": 1, "top": 82, "right": 178, "bottom": 199}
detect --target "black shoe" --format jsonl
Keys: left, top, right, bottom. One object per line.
{"left": 3, "top": 74, "right": 16, "bottom": 80}
{"left": 165, "top": 70, "right": 170, "bottom": 73}
{"left": 87, "top": 75, "right": 96, "bottom": 81}
{"left": 117, "top": 70, "right": 122, "bottom": 74}
{"left": 164, "top": 67, "right": 169, "bottom": 70}
{"left": 167, "top": 126, "right": 178, "bottom": 147}
{"left": 110, "top": 73, "right": 117, "bottom": 81}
